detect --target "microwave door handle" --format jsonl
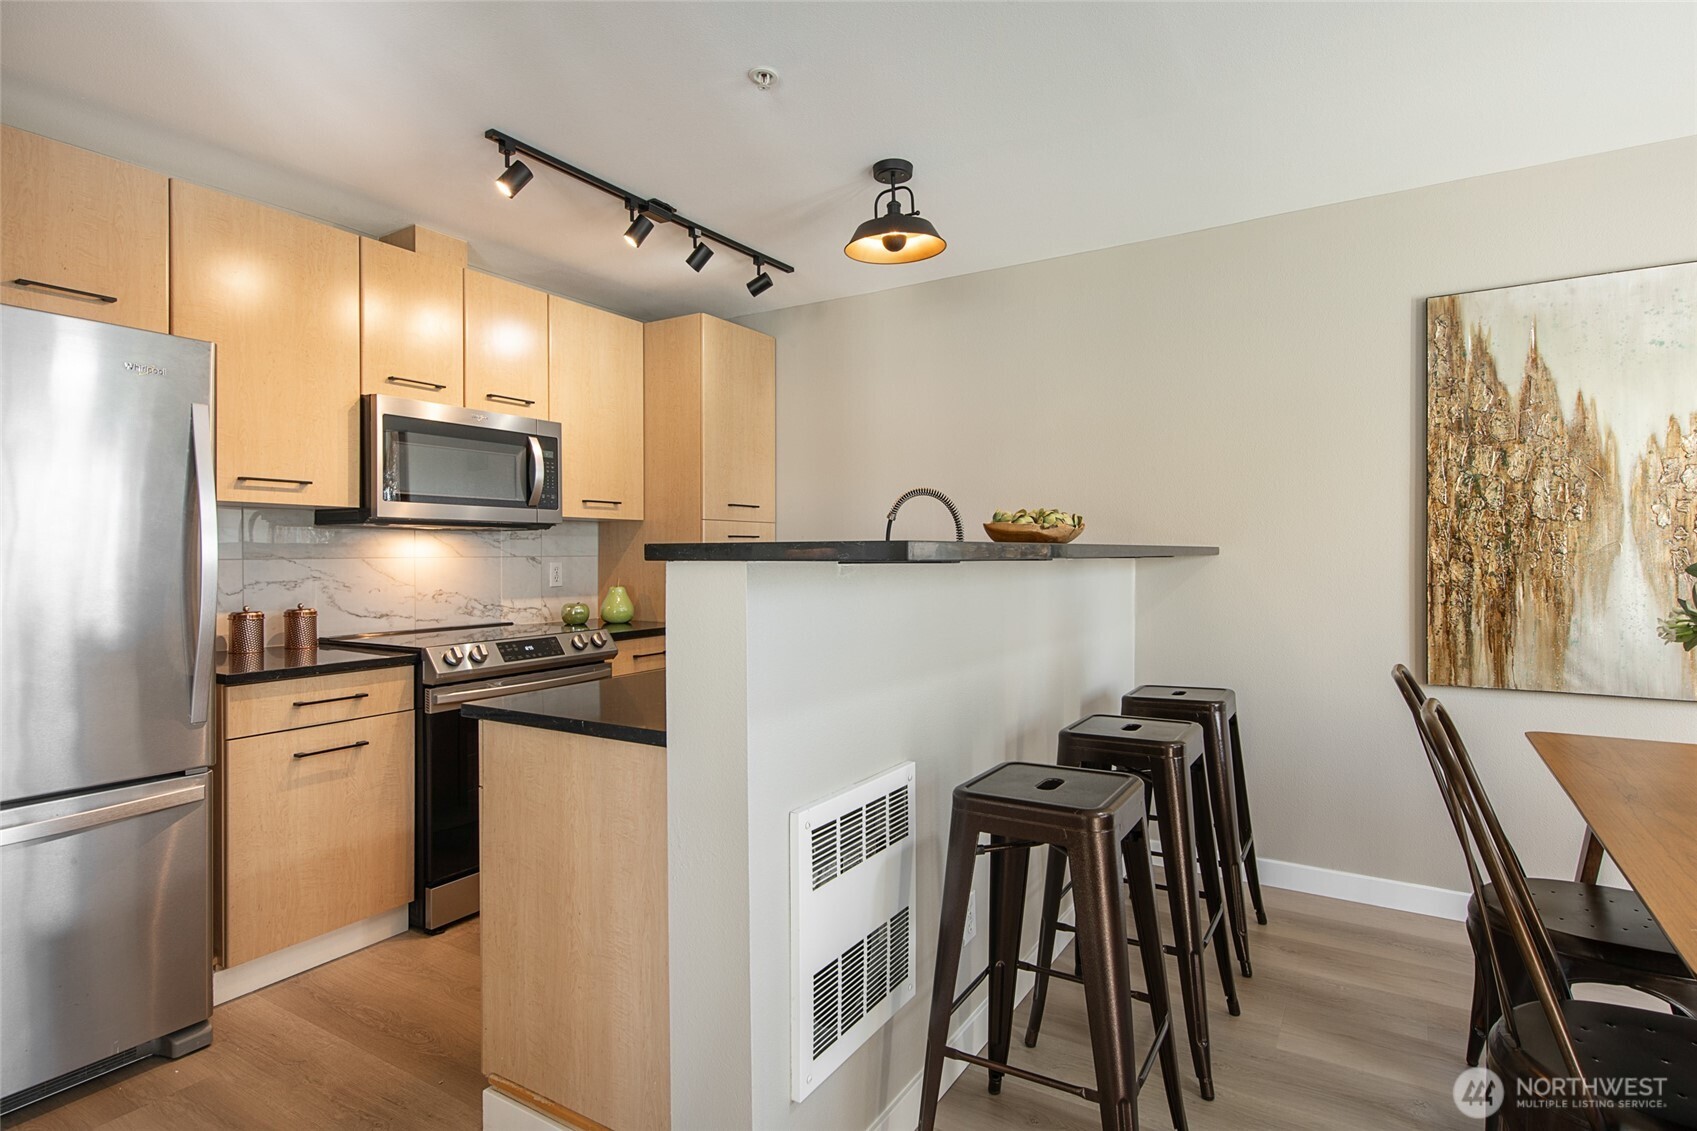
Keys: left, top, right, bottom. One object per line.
{"left": 526, "top": 435, "right": 545, "bottom": 507}
{"left": 189, "top": 402, "right": 217, "bottom": 726}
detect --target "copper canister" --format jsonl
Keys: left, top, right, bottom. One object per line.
{"left": 283, "top": 604, "right": 318, "bottom": 651}
{"left": 229, "top": 606, "right": 265, "bottom": 655}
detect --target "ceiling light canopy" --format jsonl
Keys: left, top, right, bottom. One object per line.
{"left": 485, "top": 128, "right": 792, "bottom": 296}
{"left": 844, "top": 158, "right": 946, "bottom": 265}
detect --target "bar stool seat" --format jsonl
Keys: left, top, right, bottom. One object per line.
{"left": 1122, "top": 684, "right": 1267, "bottom": 979}
{"left": 1026, "top": 714, "right": 1239, "bottom": 1101}
{"left": 917, "top": 761, "right": 1187, "bottom": 1131}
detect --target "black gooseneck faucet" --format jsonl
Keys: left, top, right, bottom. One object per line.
{"left": 885, "top": 488, "right": 964, "bottom": 541}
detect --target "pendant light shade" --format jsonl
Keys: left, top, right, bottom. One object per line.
{"left": 844, "top": 158, "right": 946, "bottom": 264}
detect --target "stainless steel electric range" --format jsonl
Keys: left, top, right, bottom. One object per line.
{"left": 325, "top": 621, "right": 618, "bottom": 930}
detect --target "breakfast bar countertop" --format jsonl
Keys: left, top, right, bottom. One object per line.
{"left": 462, "top": 670, "right": 666, "bottom": 747}
{"left": 645, "top": 540, "right": 1219, "bottom": 563}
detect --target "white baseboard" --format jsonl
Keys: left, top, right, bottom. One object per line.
{"left": 1256, "top": 856, "right": 1468, "bottom": 922}
{"left": 865, "top": 902, "right": 1071, "bottom": 1131}
{"left": 483, "top": 1087, "right": 567, "bottom": 1130}
{"left": 213, "top": 906, "right": 410, "bottom": 1005}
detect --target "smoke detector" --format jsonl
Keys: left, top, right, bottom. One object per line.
{"left": 748, "top": 67, "right": 779, "bottom": 92}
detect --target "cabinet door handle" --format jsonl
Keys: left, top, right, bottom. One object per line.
{"left": 293, "top": 739, "right": 369, "bottom": 760}
{"left": 726, "top": 534, "right": 763, "bottom": 540}
{"left": 386, "top": 375, "right": 448, "bottom": 391}
{"left": 292, "top": 692, "right": 370, "bottom": 708}
{"left": 582, "top": 499, "right": 623, "bottom": 507}
{"left": 728, "top": 503, "right": 762, "bottom": 509}
{"left": 632, "top": 650, "right": 666, "bottom": 660}
{"left": 484, "top": 393, "right": 536, "bottom": 407}
{"left": 11, "top": 277, "right": 118, "bottom": 304}
{"left": 236, "top": 476, "right": 314, "bottom": 486}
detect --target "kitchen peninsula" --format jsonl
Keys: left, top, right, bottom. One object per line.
{"left": 468, "top": 542, "right": 1213, "bottom": 1131}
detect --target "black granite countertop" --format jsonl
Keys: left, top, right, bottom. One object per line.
{"left": 214, "top": 646, "right": 414, "bottom": 686}
{"left": 645, "top": 541, "right": 1218, "bottom": 563}
{"left": 463, "top": 671, "right": 666, "bottom": 747}
{"left": 598, "top": 619, "right": 665, "bottom": 640}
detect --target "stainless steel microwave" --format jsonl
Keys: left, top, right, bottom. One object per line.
{"left": 317, "top": 395, "right": 562, "bottom": 528}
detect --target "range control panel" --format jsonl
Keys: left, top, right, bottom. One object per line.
{"left": 421, "top": 629, "right": 617, "bottom": 684}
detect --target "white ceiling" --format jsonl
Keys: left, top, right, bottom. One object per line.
{"left": 2, "top": 2, "right": 1693, "bottom": 322}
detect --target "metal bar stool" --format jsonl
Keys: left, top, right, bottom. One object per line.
{"left": 917, "top": 761, "right": 1187, "bottom": 1131}
{"left": 1121, "top": 685, "right": 1266, "bottom": 978}
{"left": 1026, "top": 715, "right": 1240, "bottom": 1101}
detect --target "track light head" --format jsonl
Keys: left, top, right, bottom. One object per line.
{"left": 624, "top": 209, "right": 654, "bottom": 249}
{"left": 495, "top": 155, "right": 534, "bottom": 198}
{"left": 685, "top": 231, "right": 714, "bottom": 273}
{"left": 746, "top": 260, "right": 774, "bottom": 297}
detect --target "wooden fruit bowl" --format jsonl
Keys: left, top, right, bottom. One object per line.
{"left": 983, "top": 521, "right": 1085, "bottom": 544}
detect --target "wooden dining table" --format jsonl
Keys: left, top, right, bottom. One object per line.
{"left": 1526, "top": 731, "right": 1697, "bottom": 970}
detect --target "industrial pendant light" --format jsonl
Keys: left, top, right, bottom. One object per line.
{"left": 844, "top": 158, "right": 946, "bottom": 264}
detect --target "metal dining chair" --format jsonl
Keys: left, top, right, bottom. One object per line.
{"left": 1422, "top": 697, "right": 1697, "bottom": 1129}
{"left": 1392, "top": 666, "right": 1697, "bottom": 1066}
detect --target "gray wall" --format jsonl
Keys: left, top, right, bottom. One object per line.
{"left": 742, "top": 137, "right": 1697, "bottom": 894}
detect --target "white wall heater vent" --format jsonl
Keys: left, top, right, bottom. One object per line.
{"left": 791, "top": 761, "right": 918, "bottom": 1102}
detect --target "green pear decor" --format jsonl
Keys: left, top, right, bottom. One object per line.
{"left": 600, "top": 585, "right": 634, "bottom": 625}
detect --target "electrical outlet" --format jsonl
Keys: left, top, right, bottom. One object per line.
{"left": 547, "top": 562, "right": 564, "bottom": 588}
{"left": 963, "top": 890, "right": 978, "bottom": 945}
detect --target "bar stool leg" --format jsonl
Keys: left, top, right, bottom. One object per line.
{"left": 1154, "top": 755, "right": 1215, "bottom": 1100}
{"left": 919, "top": 813, "right": 982, "bottom": 1131}
{"left": 1190, "top": 758, "right": 1241, "bottom": 1018}
{"left": 986, "top": 836, "right": 1030, "bottom": 1095}
{"left": 1204, "top": 712, "right": 1253, "bottom": 978}
{"left": 1070, "top": 825, "right": 1141, "bottom": 1131}
{"left": 1229, "top": 715, "right": 1268, "bottom": 925}
{"left": 1023, "top": 845, "right": 1069, "bottom": 1048}
{"left": 1123, "top": 820, "right": 1189, "bottom": 1131}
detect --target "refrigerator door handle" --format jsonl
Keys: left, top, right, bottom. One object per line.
{"left": 189, "top": 402, "right": 217, "bottom": 726}
{"left": 0, "top": 778, "right": 206, "bottom": 847}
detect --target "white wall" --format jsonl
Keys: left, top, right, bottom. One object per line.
{"left": 741, "top": 138, "right": 1697, "bottom": 894}
{"left": 666, "top": 559, "right": 1137, "bottom": 1131}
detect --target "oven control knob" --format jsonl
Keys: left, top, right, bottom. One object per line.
{"left": 570, "top": 635, "right": 589, "bottom": 651}
{"left": 468, "top": 644, "right": 488, "bottom": 664}
{"left": 442, "top": 646, "right": 464, "bottom": 667}
{"left": 590, "top": 632, "right": 607, "bottom": 648}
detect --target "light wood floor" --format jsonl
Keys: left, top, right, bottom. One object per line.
{"left": 9, "top": 886, "right": 1477, "bottom": 1130}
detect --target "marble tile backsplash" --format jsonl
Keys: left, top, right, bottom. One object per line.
{"left": 217, "top": 507, "right": 600, "bottom": 647}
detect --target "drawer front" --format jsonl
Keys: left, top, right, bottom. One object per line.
{"left": 610, "top": 634, "right": 666, "bottom": 678}
{"left": 223, "top": 712, "right": 413, "bottom": 966}
{"left": 702, "top": 519, "right": 773, "bottom": 543}
{"left": 224, "top": 666, "right": 412, "bottom": 738}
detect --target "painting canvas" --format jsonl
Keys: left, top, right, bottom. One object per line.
{"left": 1426, "top": 262, "right": 1696, "bottom": 701}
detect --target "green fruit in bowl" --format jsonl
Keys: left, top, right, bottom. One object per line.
{"left": 992, "top": 510, "right": 1013, "bottom": 523}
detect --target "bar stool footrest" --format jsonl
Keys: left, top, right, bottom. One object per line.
{"left": 942, "top": 1047, "right": 1096, "bottom": 1103}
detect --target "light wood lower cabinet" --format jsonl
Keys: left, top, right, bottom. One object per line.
{"left": 218, "top": 673, "right": 414, "bottom": 968}
{"left": 610, "top": 633, "right": 666, "bottom": 677}
{"left": 223, "top": 666, "right": 413, "bottom": 739}
{"left": 1, "top": 126, "right": 169, "bottom": 332}
{"left": 481, "top": 722, "right": 669, "bottom": 1130}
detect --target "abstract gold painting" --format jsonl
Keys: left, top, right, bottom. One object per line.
{"left": 1426, "top": 262, "right": 1696, "bottom": 701}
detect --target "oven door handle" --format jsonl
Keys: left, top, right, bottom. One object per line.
{"left": 526, "top": 435, "right": 545, "bottom": 507}
{"left": 425, "top": 662, "right": 612, "bottom": 713}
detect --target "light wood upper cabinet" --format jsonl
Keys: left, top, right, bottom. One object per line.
{"left": 550, "top": 296, "right": 644, "bottom": 521}
{"left": 1, "top": 126, "right": 168, "bottom": 332}
{"left": 360, "top": 237, "right": 464, "bottom": 405}
{"left": 171, "top": 182, "right": 360, "bottom": 506}
{"left": 701, "top": 317, "right": 776, "bottom": 522}
{"left": 464, "top": 270, "right": 549, "bottom": 415}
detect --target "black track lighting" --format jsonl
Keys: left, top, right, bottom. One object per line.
{"left": 483, "top": 129, "right": 795, "bottom": 290}
{"left": 685, "top": 230, "right": 714, "bottom": 272}
{"left": 844, "top": 158, "right": 946, "bottom": 264}
{"left": 747, "top": 261, "right": 774, "bottom": 297}
{"left": 623, "top": 209, "right": 654, "bottom": 249}
{"left": 495, "top": 154, "right": 534, "bottom": 199}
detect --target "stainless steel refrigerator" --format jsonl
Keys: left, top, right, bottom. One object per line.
{"left": 1, "top": 307, "right": 216, "bottom": 1113}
